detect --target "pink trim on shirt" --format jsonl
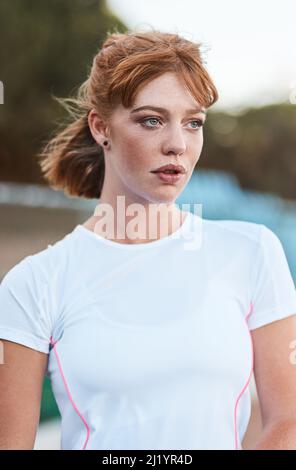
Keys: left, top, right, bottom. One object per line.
{"left": 234, "top": 302, "right": 254, "bottom": 450}
{"left": 50, "top": 336, "right": 90, "bottom": 450}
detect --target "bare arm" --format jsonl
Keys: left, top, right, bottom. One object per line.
{"left": 0, "top": 340, "right": 48, "bottom": 449}
{"left": 250, "top": 314, "right": 296, "bottom": 449}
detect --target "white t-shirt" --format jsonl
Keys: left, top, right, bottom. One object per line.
{"left": 1, "top": 210, "right": 296, "bottom": 450}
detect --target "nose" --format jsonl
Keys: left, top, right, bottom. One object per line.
{"left": 161, "top": 125, "right": 187, "bottom": 156}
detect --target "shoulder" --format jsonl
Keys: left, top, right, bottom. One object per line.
{"left": 201, "top": 217, "right": 263, "bottom": 248}
{"left": 1, "top": 227, "right": 77, "bottom": 290}
{"left": 204, "top": 219, "right": 285, "bottom": 259}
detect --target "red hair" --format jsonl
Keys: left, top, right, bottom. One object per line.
{"left": 38, "top": 28, "right": 219, "bottom": 199}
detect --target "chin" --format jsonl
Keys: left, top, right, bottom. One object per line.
{"left": 148, "top": 191, "right": 180, "bottom": 205}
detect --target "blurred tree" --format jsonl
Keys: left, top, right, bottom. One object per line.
{"left": 0, "top": 1, "right": 295, "bottom": 200}
{"left": 0, "top": 0, "right": 127, "bottom": 183}
{"left": 201, "top": 103, "right": 296, "bottom": 200}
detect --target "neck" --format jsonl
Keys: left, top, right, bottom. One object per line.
{"left": 93, "top": 197, "right": 185, "bottom": 245}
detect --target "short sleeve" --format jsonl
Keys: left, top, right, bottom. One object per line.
{"left": 0, "top": 258, "right": 52, "bottom": 353}
{"left": 247, "top": 224, "right": 296, "bottom": 330}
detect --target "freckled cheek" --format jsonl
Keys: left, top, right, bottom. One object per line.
{"left": 191, "top": 135, "right": 203, "bottom": 158}
{"left": 119, "top": 138, "right": 153, "bottom": 173}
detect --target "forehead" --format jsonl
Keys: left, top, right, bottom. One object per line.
{"left": 133, "top": 72, "right": 200, "bottom": 106}
{"left": 114, "top": 73, "right": 205, "bottom": 117}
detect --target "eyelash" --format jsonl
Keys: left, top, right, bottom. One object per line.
{"left": 139, "top": 116, "right": 204, "bottom": 130}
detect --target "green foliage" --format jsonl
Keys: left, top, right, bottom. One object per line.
{"left": 40, "top": 376, "right": 60, "bottom": 422}
{"left": 0, "top": 2, "right": 295, "bottom": 200}
{"left": 0, "top": 0, "right": 127, "bottom": 182}
{"left": 201, "top": 104, "right": 296, "bottom": 200}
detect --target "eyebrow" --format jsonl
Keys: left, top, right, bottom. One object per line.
{"left": 131, "top": 105, "right": 207, "bottom": 116}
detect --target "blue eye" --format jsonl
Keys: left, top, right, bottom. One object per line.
{"left": 140, "top": 117, "right": 204, "bottom": 130}
{"left": 189, "top": 120, "right": 204, "bottom": 129}
{"left": 141, "top": 117, "right": 160, "bottom": 127}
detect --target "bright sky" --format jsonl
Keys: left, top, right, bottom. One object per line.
{"left": 108, "top": 0, "right": 296, "bottom": 112}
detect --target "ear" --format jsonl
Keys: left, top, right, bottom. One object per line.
{"left": 87, "top": 109, "right": 110, "bottom": 145}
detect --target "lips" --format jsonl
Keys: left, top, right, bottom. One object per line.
{"left": 151, "top": 169, "right": 185, "bottom": 184}
{"left": 151, "top": 164, "right": 186, "bottom": 174}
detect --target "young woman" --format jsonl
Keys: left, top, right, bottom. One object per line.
{"left": 1, "top": 29, "right": 296, "bottom": 451}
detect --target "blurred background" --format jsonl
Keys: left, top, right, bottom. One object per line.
{"left": 0, "top": 0, "right": 295, "bottom": 450}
